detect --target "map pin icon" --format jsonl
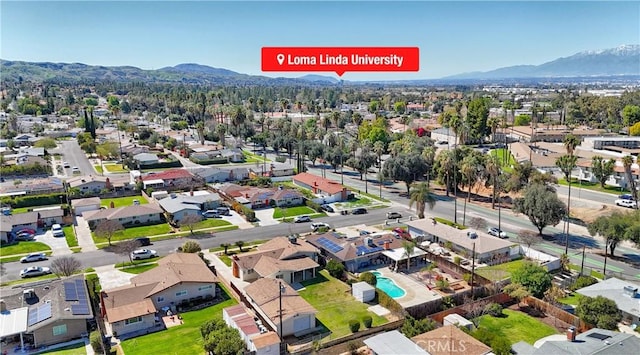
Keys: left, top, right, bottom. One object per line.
{"left": 277, "top": 54, "right": 285, "bottom": 65}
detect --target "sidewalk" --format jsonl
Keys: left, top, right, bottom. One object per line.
{"left": 75, "top": 216, "right": 98, "bottom": 252}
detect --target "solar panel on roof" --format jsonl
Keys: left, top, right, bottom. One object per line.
{"left": 28, "top": 303, "right": 52, "bottom": 326}
{"left": 317, "top": 237, "right": 343, "bottom": 253}
{"left": 587, "top": 333, "right": 611, "bottom": 341}
{"left": 64, "top": 282, "right": 78, "bottom": 301}
{"left": 71, "top": 304, "right": 90, "bottom": 315}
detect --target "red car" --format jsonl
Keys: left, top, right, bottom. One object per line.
{"left": 392, "top": 228, "right": 411, "bottom": 240}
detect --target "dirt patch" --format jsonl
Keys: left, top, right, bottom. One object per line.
{"left": 570, "top": 205, "right": 615, "bottom": 224}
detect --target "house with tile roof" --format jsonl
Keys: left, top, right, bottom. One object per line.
{"left": 83, "top": 204, "right": 164, "bottom": 229}
{"left": 411, "top": 325, "right": 492, "bottom": 355}
{"left": 232, "top": 236, "right": 319, "bottom": 283}
{"left": 244, "top": 278, "right": 317, "bottom": 337}
{"left": 222, "top": 304, "right": 280, "bottom": 355}
{"left": 100, "top": 253, "right": 218, "bottom": 337}
{"left": 217, "top": 183, "right": 304, "bottom": 209}
{"left": 140, "top": 169, "right": 202, "bottom": 190}
{"left": 292, "top": 173, "right": 349, "bottom": 203}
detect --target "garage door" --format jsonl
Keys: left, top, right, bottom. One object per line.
{"left": 293, "top": 315, "right": 310, "bottom": 333}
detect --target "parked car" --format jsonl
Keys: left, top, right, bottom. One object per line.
{"left": 386, "top": 212, "right": 402, "bottom": 219}
{"left": 20, "top": 266, "right": 52, "bottom": 278}
{"left": 135, "top": 237, "right": 151, "bottom": 246}
{"left": 63, "top": 161, "right": 70, "bottom": 168}
{"left": 359, "top": 230, "right": 371, "bottom": 236}
{"left": 1, "top": 207, "right": 11, "bottom": 216}
{"left": 72, "top": 166, "right": 80, "bottom": 174}
{"left": 202, "top": 210, "right": 221, "bottom": 218}
{"left": 616, "top": 199, "right": 637, "bottom": 209}
{"left": 20, "top": 253, "right": 47, "bottom": 263}
{"left": 294, "top": 215, "right": 311, "bottom": 223}
{"left": 487, "top": 227, "right": 508, "bottom": 238}
{"left": 393, "top": 227, "right": 411, "bottom": 239}
{"left": 15, "top": 231, "right": 35, "bottom": 241}
{"left": 51, "top": 224, "right": 64, "bottom": 237}
{"left": 320, "top": 204, "right": 334, "bottom": 213}
{"left": 131, "top": 249, "right": 158, "bottom": 260}
{"left": 216, "top": 206, "right": 231, "bottom": 216}
{"left": 311, "top": 222, "right": 330, "bottom": 231}
{"left": 618, "top": 194, "right": 633, "bottom": 200}
{"left": 351, "top": 208, "right": 368, "bottom": 215}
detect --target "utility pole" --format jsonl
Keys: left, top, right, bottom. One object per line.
{"left": 580, "top": 245, "right": 586, "bottom": 276}
{"left": 340, "top": 137, "right": 344, "bottom": 185}
{"left": 603, "top": 244, "right": 608, "bottom": 280}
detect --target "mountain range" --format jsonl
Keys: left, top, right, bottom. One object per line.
{"left": 1, "top": 45, "right": 638, "bottom": 84}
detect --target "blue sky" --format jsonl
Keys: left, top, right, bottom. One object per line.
{"left": 1, "top": 1, "right": 638, "bottom": 80}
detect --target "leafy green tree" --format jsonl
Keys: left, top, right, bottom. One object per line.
{"left": 513, "top": 183, "right": 566, "bottom": 235}
{"left": 180, "top": 241, "right": 202, "bottom": 253}
{"left": 359, "top": 272, "right": 377, "bottom": 286}
{"left": 326, "top": 259, "right": 345, "bottom": 279}
{"left": 400, "top": 315, "right": 436, "bottom": 338}
{"left": 576, "top": 296, "right": 622, "bottom": 330}
{"left": 34, "top": 138, "right": 57, "bottom": 149}
{"left": 513, "top": 114, "right": 531, "bottom": 126}
{"left": 510, "top": 262, "right": 552, "bottom": 298}
{"left": 381, "top": 153, "right": 428, "bottom": 195}
{"left": 622, "top": 155, "right": 638, "bottom": 205}
{"left": 394, "top": 101, "right": 407, "bottom": 114}
{"left": 204, "top": 327, "right": 245, "bottom": 355}
{"left": 630, "top": 121, "right": 640, "bottom": 136}
{"left": 588, "top": 210, "right": 640, "bottom": 256}
{"left": 408, "top": 181, "right": 436, "bottom": 219}
{"left": 591, "top": 156, "right": 616, "bottom": 187}
{"left": 466, "top": 97, "right": 490, "bottom": 142}
{"left": 622, "top": 105, "right": 640, "bottom": 128}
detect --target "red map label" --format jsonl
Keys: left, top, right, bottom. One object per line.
{"left": 262, "top": 47, "right": 420, "bottom": 76}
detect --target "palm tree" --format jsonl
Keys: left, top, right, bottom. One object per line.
{"left": 402, "top": 241, "right": 416, "bottom": 269}
{"left": 485, "top": 155, "right": 501, "bottom": 209}
{"left": 622, "top": 155, "right": 638, "bottom": 208}
{"left": 460, "top": 155, "right": 479, "bottom": 225}
{"left": 487, "top": 116, "right": 500, "bottom": 144}
{"left": 352, "top": 112, "right": 363, "bottom": 126}
{"left": 563, "top": 134, "right": 580, "bottom": 156}
{"left": 373, "top": 141, "right": 385, "bottom": 168}
{"left": 216, "top": 124, "right": 227, "bottom": 147}
{"left": 409, "top": 182, "right": 436, "bottom": 219}
{"left": 556, "top": 154, "right": 577, "bottom": 252}
{"left": 422, "top": 145, "right": 436, "bottom": 183}
{"left": 195, "top": 121, "right": 205, "bottom": 145}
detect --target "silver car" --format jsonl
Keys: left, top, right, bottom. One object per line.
{"left": 131, "top": 249, "right": 158, "bottom": 260}
{"left": 20, "top": 266, "right": 52, "bottom": 278}
{"left": 20, "top": 253, "right": 48, "bottom": 263}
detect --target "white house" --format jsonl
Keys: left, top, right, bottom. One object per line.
{"left": 71, "top": 197, "right": 101, "bottom": 216}
{"left": 83, "top": 204, "right": 164, "bottom": 229}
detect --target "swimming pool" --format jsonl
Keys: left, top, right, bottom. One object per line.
{"left": 371, "top": 271, "right": 406, "bottom": 299}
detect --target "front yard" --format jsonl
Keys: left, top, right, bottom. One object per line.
{"left": 298, "top": 270, "right": 387, "bottom": 339}
{"left": 120, "top": 285, "right": 237, "bottom": 355}
{"left": 0, "top": 241, "right": 51, "bottom": 258}
{"left": 100, "top": 196, "right": 148, "bottom": 208}
{"left": 179, "top": 218, "right": 232, "bottom": 231}
{"left": 63, "top": 225, "right": 78, "bottom": 247}
{"left": 93, "top": 223, "right": 173, "bottom": 245}
{"left": 103, "top": 164, "right": 129, "bottom": 173}
{"left": 272, "top": 206, "right": 316, "bottom": 218}
{"left": 477, "top": 309, "right": 558, "bottom": 345}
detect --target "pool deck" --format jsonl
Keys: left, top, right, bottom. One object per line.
{"left": 373, "top": 267, "right": 442, "bottom": 308}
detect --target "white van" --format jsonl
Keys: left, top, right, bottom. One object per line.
{"left": 51, "top": 224, "right": 64, "bottom": 237}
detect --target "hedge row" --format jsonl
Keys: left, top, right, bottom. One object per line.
{"left": 139, "top": 160, "right": 183, "bottom": 169}
{"left": 375, "top": 289, "right": 404, "bottom": 314}
{"left": 189, "top": 157, "right": 229, "bottom": 165}
{"left": 1, "top": 192, "right": 65, "bottom": 208}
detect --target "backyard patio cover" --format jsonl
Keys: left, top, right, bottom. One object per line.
{"left": 382, "top": 247, "right": 427, "bottom": 262}
{"left": 0, "top": 306, "right": 28, "bottom": 349}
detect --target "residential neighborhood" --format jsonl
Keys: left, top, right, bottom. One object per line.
{"left": 1, "top": 2, "right": 640, "bottom": 354}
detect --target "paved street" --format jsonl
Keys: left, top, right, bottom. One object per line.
{"left": 50, "top": 140, "right": 96, "bottom": 177}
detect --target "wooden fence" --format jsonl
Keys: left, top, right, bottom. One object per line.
{"left": 427, "top": 292, "right": 512, "bottom": 323}
{"left": 523, "top": 296, "right": 590, "bottom": 332}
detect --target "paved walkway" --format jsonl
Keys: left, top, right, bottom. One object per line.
{"left": 201, "top": 250, "right": 250, "bottom": 290}
{"left": 35, "top": 229, "right": 72, "bottom": 256}
{"left": 75, "top": 216, "right": 98, "bottom": 252}
{"left": 94, "top": 264, "right": 136, "bottom": 290}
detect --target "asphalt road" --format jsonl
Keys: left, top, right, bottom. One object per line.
{"left": 51, "top": 140, "right": 96, "bottom": 177}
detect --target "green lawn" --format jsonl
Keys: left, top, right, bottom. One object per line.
{"left": 476, "top": 259, "right": 525, "bottom": 281}
{"left": 0, "top": 241, "right": 51, "bottom": 257}
{"left": 558, "top": 178, "right": 624, "bottom": 196}
{"left": 63, "top": 225, "right": 78, "bottom": 247}
{"left": 100, "top": 196, "right": 147, "bottom": 208}
{"left": 273, "top": 206, "right": 316, "bottom": 218}
{"left": 298, "top": 270, "right": 387, "bottom": 339}
{"left": 477, "top": 309, "right": 558, "bottom": 345}
{"left": 103, "top": 164, "right": 129, "bottom": 173}
{"left": 334, "top": 196, "right": 372, "bottom": 208}
{"left": 93, "top": 165, "right": 103, "bottom": 174}
{"left": 38, "top": 341, "right": 86, "bottom": 354}
{"left": 93, "top": 223, "right": 173, "bottom": 244}
{"left": 490, "top": 149, "right": 517, "bottom": 169}
{"left": 218, "top": 254, "right": 232, "bottom": 266}
{"left": 569, "top": 264, "right": 605, "bottom": 279}
{"left": 120, "top": 286, "right": 237, "bottom": 355}
{"left": 558, "top": 293, "right": 582, "bottom": 306}
{"left": 12, "top": 204, "right": 63, "bottom": 214}
{"left": 121, "top": 263, "right": 159, "bottom": 274}
{"left": 433, "top": 217, "right": 468, "bottom": 230}
{"left": 243, "top": 150, "right": 269, "bottom": 163}
{"left": 209, "top": 240, "right": 267, "bottom": 253}
{"left": 180, "top": 218, "right": 232, "bottom": 231}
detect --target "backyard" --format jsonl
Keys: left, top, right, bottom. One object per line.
{"left": 119, "top": 286, "right": 237, "bottom": 355}
{"left": 100, "top": 196, "right": 147, "bottom": 208}
{"left": 475, "top": 259, "right": 525, "bottom": 281}
{"left": 298, "top": 270, "right": 387, "bottom": 339}
{"left": 476, "top": 309, "right": 558, "bottom": 345}
{"left": 93, "top": 223, "right": 172, "bottom": 245}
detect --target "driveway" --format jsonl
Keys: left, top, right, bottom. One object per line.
{"left": 253, "top": 208, "right": 279, "bottom": 226}
{"left": 220, "top": 211, "right": 254, "bottom": 229}
{"left": 94, "top": 265, "right": 136, "bottom": 290}
{"left": 35, "top": 229, "right": 72, "bottom": 256}
{"left": 75, "top": 216, "right": 98, "bottom": 251}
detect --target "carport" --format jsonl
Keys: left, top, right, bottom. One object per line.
{"left": 0, "top": 305, "right": 28, "bottom": 351}
{"left": 382, "top": 247, "right": 428, "bottom": 271}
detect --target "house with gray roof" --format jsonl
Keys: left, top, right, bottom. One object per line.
{"left": 157, "top": 191, "right": 221, "bottom": 223}
{"left": 576, "top": 277, "right": 640, "bottom": 325}
{"left": 512, "top": 328, "right": 640, "bottom": 355}
{"left": 0, "top": 208, "right": 64, "bottom": 242}
{"left": 83, "top": 204, "right": 164, "bottom": 229}
{"left": 133, "top": 152, "right": 159, "bottom": 165}
{"left": 0, "top": 275, "right": 93, "bottom": 350}
{"left": 189, "top": 167, "right": 231, "bottom": 183}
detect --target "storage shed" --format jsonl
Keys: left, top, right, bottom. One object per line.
{"left": 352, "top": 281, "right": 375, "bottom": 302}
{"left": 443, "top": 313, "right": 474, "bottom": 330}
